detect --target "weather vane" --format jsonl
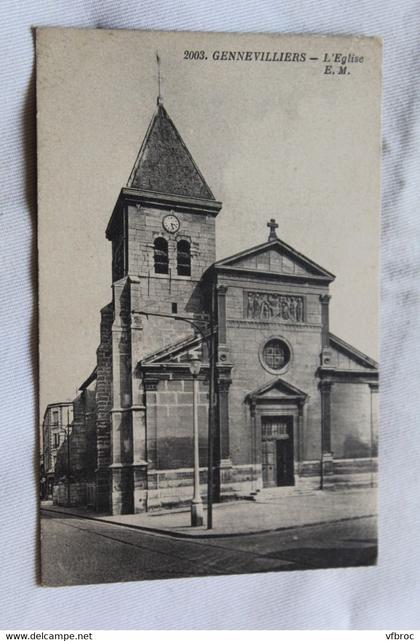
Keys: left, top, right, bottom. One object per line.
{"left": 156, "top": 51, "right": 163, "bottom": 105}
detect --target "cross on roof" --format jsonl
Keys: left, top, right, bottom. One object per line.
{"left": 267, "top": 218, "right": 279, "bottom": 241}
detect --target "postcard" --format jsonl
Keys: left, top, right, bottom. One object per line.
{"left": 37, "top": 28, "right": 381, "bottom": 585}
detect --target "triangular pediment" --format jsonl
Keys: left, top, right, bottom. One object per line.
{"left": 247, "top": 377, "right": 307, "bottom": 403}
{"left": 127, "top": 104, "right": 215, "bottom": 201}
{"left": 327, "top": 334, "right": 378, "bottom": 372}
{"left": 214, "top": 239, "right": 335, "bottom": 282}
{"left": 140, "top": 334, "right": 204, "bottom": 367}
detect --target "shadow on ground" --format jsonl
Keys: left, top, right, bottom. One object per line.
{"left": 265, "top": 545, "right": 377, "bottom": 569}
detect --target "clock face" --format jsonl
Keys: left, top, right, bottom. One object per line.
{"left": 162, "top": 214, "right": 180, "bottom": 234}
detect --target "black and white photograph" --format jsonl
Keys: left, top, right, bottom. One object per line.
{"left": 37, "top": 28, "right": 381, "bottom": 587}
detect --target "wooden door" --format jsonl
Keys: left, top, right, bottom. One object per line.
{"left": 262, "top": 439, "right": 277, "bottom": 487}
{"left": 276, "top": 437, "right": 295, "bottom": 486}
{"left": 262, "top": 416, "right": 294, "bottom": 487}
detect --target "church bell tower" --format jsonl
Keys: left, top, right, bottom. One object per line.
{"left": 106, "top": 99, "right": 222, "bottom": 352}
{"left": 104, "top": 99, "right": 222, "bottom": 514}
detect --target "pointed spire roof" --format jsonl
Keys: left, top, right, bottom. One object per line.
{"left": 127, "top": 103, "right": 215, "bottom": 201}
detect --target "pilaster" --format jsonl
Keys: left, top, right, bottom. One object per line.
{"left": 95, "top": 467, "right": 111, "bottom": 512}
{"left": 297, "top": 399, "right": 305, "bottom": 469}
{"left": 95, "top": 303, "right": 114, "bottom": 513}
{"left": 217, "top": 285, "right": 228, "bottom": 345}
{"left": 320, "top": 379, "right": 334, "bottom": 488}
{"left": 369, "top": 382, "right": 379, "bottom": 485}
{"left": 215, "top": 375, "right": 233, "bottom": 500}
{"left": 214, "top": 284, "right": 234, "bottom": 499}
{"left": 250, "top": 399, "right": 263, "bottom": 493}
{"left": 319, "top": 294, "right": 332, "bottom": 367}
{"left": 130, "top": 306, "right": 148, "bottom": 513}
{"left": 110, "top": 278, "right": 134, "bottom": 514}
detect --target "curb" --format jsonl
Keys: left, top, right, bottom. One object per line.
{"left": 41, "top": 506, "right": 377, "bottom": 540}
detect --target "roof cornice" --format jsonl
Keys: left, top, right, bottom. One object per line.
{"left": 213, "top": 264, "right": 333, "bottom": 285}
{"left": 329, "top": 333, "right": 378, "bottom": 369}
{"left": 212, "top": 238, "right": 335, "bottom": 283}
{"left": 106, "top": 188, "right": 222, "bottom": 239}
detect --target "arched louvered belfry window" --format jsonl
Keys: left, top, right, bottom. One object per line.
{"left": 154, "top": 237, "right": 169, "bottom": 274}
{"left": 177, "top": 239, "right": 191, "bottom": 276}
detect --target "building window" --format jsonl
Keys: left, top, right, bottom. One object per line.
{"left": 177, "top": 240, "right": 191, "bottom": 277}
{"left": 261, "top": 417, "right": 290, "bottom": 440}
{"left": 262, "top": 338, "right": 291, "bottom": 372}
{"left": 54, "top": 433, "right": 60, "bottom": 448}
{"left": 154, "top": 237, "right": 169, "bottom": 274}
{"left": 52, "top": 410, "right": 59, "bottom": 426}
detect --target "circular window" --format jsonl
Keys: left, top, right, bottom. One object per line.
{"left": 261, "top": 338, "right": 291, "bottom": 373}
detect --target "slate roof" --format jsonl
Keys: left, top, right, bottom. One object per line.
{"left": 140, "top": 333, "right": 204, "bottom": 366}
{"left": 328, "top": 333, "right": 378, "bottom": 370}
{"left": 79, "top": 367, "right": 97, "bottom": 390}
{"left": 127, "top": 103, "right": 215, "bottom": 201}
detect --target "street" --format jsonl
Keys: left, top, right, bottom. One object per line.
{"left": 41, "top": 510, "right": 377, "bottom": 586}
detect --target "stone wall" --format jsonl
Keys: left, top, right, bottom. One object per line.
{"left": 146, "top": 377, "right": 209, "bottom": 470}
{"left": 330, "top": 382, "right": 375, "bottom": 459}
{"left": 54, "top": 481, "right": 89, "bottom": 507}
{"left": 42, "top": 402, "right": 73, "bottom": 484}
{"left": 146, "top": 463, "right": 261, "bottom": 510}
{"left": 127, "top": 204, "right": 215, "bottom": 361}
{"left": 127, "top": 205, "right": 216, "bottom": 281}
{"left": 332, "top": 457, "right": 378, "bottom": 488}
{"left": 95, "top": 302, "right": 113, "bottom": 511}
{"left": 221, "top": 274, "right": 326, "bottom": 467}
{"left": 73, "top": 388, "right": 97, "bottom": 479}
{"left": 53, "top": 386, "right": 97, "bottom": 507}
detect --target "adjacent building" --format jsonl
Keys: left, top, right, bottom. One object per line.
{"left": 40, "top": 401, "right": 73, "bottom": 500}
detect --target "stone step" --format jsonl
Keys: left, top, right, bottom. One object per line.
{"left": 332, "top": 472, "right": 377, "bottom": 487}
{"left": 251, "top": 487, "right": 317, "bottom": 501}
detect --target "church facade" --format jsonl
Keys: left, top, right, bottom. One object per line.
{"left": 70, "top": 99, "right": 378, "bottom": 515}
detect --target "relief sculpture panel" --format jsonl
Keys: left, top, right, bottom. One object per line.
{"left": 246, "top": 291, "right": 304, "bottom": 322}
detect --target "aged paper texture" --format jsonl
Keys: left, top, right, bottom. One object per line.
{"left": 37, "top": 28, "right": 381, "bottom": 586}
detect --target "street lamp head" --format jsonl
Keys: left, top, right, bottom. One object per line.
{"left": 189, "top": 352, "right": 202, "bottom": 377}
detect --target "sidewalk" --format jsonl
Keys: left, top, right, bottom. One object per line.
{"left": 41, "top": 487, "right": 376, "bottom": 539}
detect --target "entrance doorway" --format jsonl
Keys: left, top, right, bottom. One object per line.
{"left": 261, "top": 416, "right": 294, "bottom": 487}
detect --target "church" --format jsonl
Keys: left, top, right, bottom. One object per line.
{"left": 65, "top": 97, "right": 379, "bottom": 515}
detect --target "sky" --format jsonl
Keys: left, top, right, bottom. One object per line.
{"left": 37, "top": 28, "right": 381, "bottom": 412}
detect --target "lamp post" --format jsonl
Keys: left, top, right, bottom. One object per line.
{"left": 57, "top": 407, "right": 72, "bottom": 506}
{"left": 189, "top": 353, "right": 204, "bottom": 526}
{"left": 135, "top": 309, "right": 215, "bottom": 529}
{"left": 65, "top": 407, "right": 71, "bottom": 506}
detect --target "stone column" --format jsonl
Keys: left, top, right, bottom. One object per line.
{"left": 95, "top": 303, "right": 114, "bottom": 513}
{"left": 319, "top": 294, "right": 332, "bottom": 367}
{"left": 217, "top": 285, "right": 228, "bottom": 345}
{"left": 215, "top": 377, "right": 233, "bottom": 500}
{"left": 320, "top": 379, "right": 334, "bottom": 488}
{"left": 369, "top": 382, "right": 379, "bottom": 486}
{"left": 143, "top": 378, "right": 161, "bottom": 511}
{"left": 131, "top": 409, "right": 148, "bottom": 513}
{"left": 216, "top": 284, "right": 230, "bottom": 464}
{"left": 215, "top": 285, "right": 233, "bottom": 500}
{"left": 130, "top": 309, "right": 148, "bottom": 513}
{"left": 217, "top": 378, "right": 231, "bottom": 464}
{"left": 110, "top": 279, "right": 134, "bottom": 515}
{"left": 297, "top": 400, "right": 305, "bottom": 467}
{"left": 110, "top": 412, "right": 133, "bottom": 514}
{"left": 250, "top": 399, "right": 262, "bottom": 493}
